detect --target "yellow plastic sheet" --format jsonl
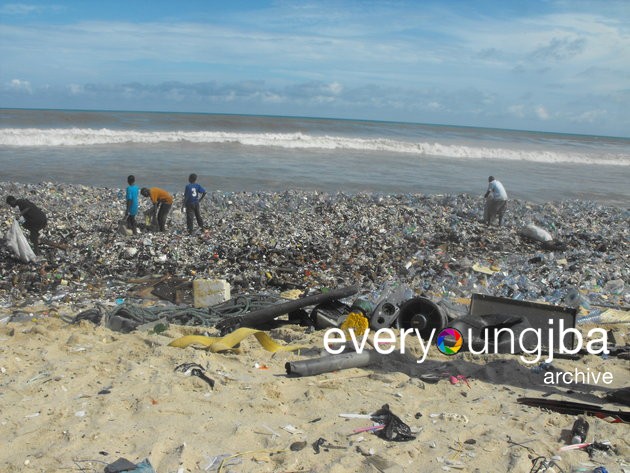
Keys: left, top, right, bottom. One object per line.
{"left": 472, "top": 263, "right": 499, "bottom": 275}
{"left": 279, "top": 288, "right": 304, "bottom": 300}
{"left": 452, "top": 297, "right": 471, "bottom": 306}
{"left": 168, "top": 327, "right": 306, "bottom": 353}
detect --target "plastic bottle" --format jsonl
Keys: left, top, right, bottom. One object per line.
{"left": 576, "top": 309, "right": 603, "bottom": 325}
{"left": 604, "top": 279, "right": 624, "bottom": 295}
{"left": 565, "top": 288, "right": 591, "bottom": 310}
{"left": 570, "top": 416, "right": 589, "bottom": 444}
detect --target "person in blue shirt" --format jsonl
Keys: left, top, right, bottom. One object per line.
{"left": 125, "top": 175, "right": 140, "bottom": 234}
{"left": 182, "top": 173, "right": 207, "bottom": 234}
{"left": 483, "top": 176, "right": 508, "bottom": 226}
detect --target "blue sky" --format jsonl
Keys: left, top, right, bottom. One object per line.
{"left": 1, "top": 0, "right": 629, "bottom": 136}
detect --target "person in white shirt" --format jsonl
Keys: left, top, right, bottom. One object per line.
{"left": 483, "top": 176, "right": 508, "bottom": 226}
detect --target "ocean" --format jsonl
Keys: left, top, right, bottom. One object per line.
{"left": 1, "top": 108, "right": 628, "bottom": 206}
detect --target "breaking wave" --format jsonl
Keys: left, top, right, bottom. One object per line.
{"left": 1, "top": 127, "right": 628, "bottom": 166}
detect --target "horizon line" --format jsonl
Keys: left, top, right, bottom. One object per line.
{"left": 2, "top": 106, "right": 628, "bottom": 141}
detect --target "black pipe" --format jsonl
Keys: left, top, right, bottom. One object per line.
{"left": 215, "top": 286, "right": 359, "bottom": 334}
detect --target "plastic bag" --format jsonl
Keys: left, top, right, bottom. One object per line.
{"left": 371, "top": 404, "right": 416, "bottom": 442}
{"left": 5, "top": 219, "right": 37, "bottom": 263}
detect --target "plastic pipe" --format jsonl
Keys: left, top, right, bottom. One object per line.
{"left": 285, "top": 350, "right": 379, "bottom": 377}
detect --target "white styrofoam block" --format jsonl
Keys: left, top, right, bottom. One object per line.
{"left": 193, "top": 279, "right": 230, "bottom": 308}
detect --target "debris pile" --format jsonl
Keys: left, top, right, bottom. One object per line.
{"left": 1, "top": 182, "right": 628, "bottom": 312}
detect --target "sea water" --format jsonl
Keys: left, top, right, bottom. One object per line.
{"left": 1, "top": 108, "right": 628, "bottom": 206}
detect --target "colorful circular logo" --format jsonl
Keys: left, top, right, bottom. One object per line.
{"left": 436, "top": 328, "right": 464, "bottom": 355}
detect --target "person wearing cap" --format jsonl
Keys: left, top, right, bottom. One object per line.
{"left": 5, "top": 195, "right": 48, "bottom": 254}
{"left": 124, "top": 175, "right": 140, "bottom": 234}
{"left": 140, "top": 187, "right": 173, "bottom": 232}
{"left": 182, "top": 173, "right": 207, "bottom": 235}
{"left": 483, "top": 176, "right": 508, "bottom": 226}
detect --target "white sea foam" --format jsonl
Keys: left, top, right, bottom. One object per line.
{"left": 1, "top": 128, "right": 628, "bottom": 166}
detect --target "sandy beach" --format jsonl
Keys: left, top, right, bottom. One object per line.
{"left": 1, "top": 314, "right": 628, "bottom": 473}
{"left": 1, "top": 182, "right": 628, "bottom": 473}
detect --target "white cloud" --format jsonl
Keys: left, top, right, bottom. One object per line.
{"left": 0, "top": 3, "right": 40, "bottom": 15}
{"left": 0, "top": 3, "right": 63, "bottom": 15}
{"left": 536, "top": 106, "right": 550, "bottom": 120}
{"left": 260, "top": 92, "right": 284, "bottom": 103}
{"left": 8, "top": 78, "right": 32, "bottom": 93}
{"left": 327, "top": 82, "right": 343, "bottom": 95}
{"left": 571, "top": 109, "right": 607, "bottom": 123}
{"left": 68, "top": 84, "right": 84, "bottom": 95}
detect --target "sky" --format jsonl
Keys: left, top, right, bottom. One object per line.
{"left": 1, "top": 0, "right": 629, "bottom": 137}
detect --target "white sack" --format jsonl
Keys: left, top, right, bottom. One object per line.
{"left": 520, "top": 223, "right": 553, "bottom": 242}
{"left": 5, "top": 219, "right": 37, "bottom": 263}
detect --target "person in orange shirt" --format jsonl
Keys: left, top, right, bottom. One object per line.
{"left": 140, "top": 187, "right": 173, "bottom": 232}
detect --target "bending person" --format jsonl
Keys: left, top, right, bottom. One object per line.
{"left": 6, "top": 195, "right": 48, "bottom": 254}
{"left": 483, "top": 176, "right": 508, "bottom": 226}
{"left": 140, "top": 187, "right": 173, "bottom": 232}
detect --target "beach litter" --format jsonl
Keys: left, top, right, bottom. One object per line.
{"left": 370, "top": 404, "right": 416, "bottom": 442}
{"left": 214, "top": 285, "right": 358, "bottom": 334}
{"left": 71, "top": 303, "right": 221, "bottom": 332}
{"left": 289, "top": 440, "right": 307, "bottom": 451}
{"left": 193, "top": 278, "right": 230, "bottom": 308}
{"left": 520, "top": 223, "right": 554, "bottom": 243}
{"left": 174, "top": 362, "right": 215, "bottom": 389}
{"left": 286, "top": 349, "right": 380, "bottom": 377}
{"left": 5, "top": 219, "right": 37, "bottom": 263}
{"left": 517, "top": 398, "right": 630, "bottom": 423}
{"left": 1, "top": 181, "right": 629, "bottom": 472}
{"left": 605, "top": 387, "right": 630, "bottom": 407}
{"left": 529, "top": 455, "right": 564, "bottom": 473}
{"left": 168, "top": 326, "right": 306, "bottom": 353}
{"left": 1, "top": 182, "right": 627, "bottom": 317}
{"left": 104, "top": 457, "right": 155, "bottom": 473}
{"left": 312, "top": 437, "right": 347, "bottom": 454}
